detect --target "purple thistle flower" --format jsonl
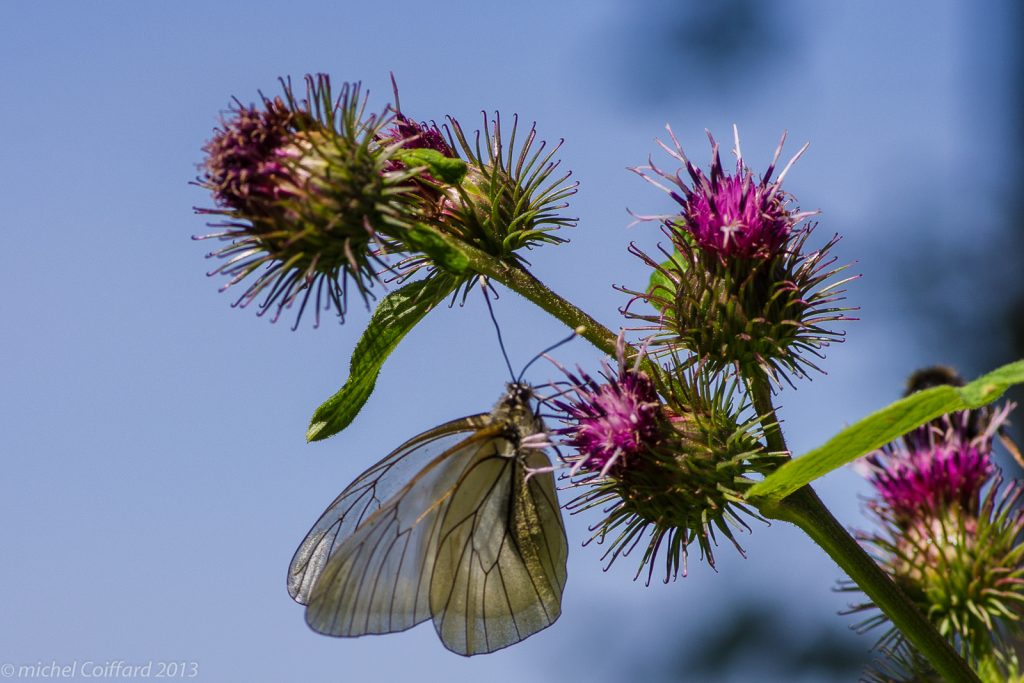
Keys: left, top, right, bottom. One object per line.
{"left": 552, "top": 334, "right": 665, "bottom": 475}
{"left": 847, "top": 372, "right": 1024, "bottom": 672}
{"left": 202, "top": 98, "right": 307, "bottom": 215}
{"left": 381, "top": 113, "right": 454, "bottom": 159}
{"left": 865, "top": 441, "right": 992, "bottom": 522}
{"left": 625, "top": 125, "right": 855, "bottom": 384}
{"left": 550, "top": 338, "right": 779, "bottom": 582}
{"left": 194, "top": 75, "right": 420, "bottom": 328}
{"left": 860, "top": 404, "right": 1012, "bottom": 524}
{"left": 635, "top": 125, "right": 816, "bottom": 259}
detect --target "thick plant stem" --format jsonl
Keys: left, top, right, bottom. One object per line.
{"left": 747, "top": 372, "right": 979, "bottom": 683}
{"left": 771, "top": 488, "right": 978, "bottom": 682}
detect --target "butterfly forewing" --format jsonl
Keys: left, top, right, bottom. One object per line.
{"left": 303, "top": 425, "right": 506, "bottom": 638}
{"left": 288, "top": 415, "right": 488, "bottom": 604}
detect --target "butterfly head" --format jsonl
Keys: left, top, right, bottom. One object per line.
{"left": 492, "top": 382, "right": 545, "bottom": 444}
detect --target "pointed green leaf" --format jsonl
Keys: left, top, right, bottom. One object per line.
{"left": 306, "top": 276, "right": 457, "bottom": 442}
{"left": 645, "top": 242, "right": 689, "bottom": 314}
{"left": 747, "top": 359, "right": 1024, "bottom": 502}
{"left": 960, "top": 360, "right": 1024, "bottom": 406}
{"left": 647, "top": 259, "right": 675, "bottom": 299}
{"left": 394, "top": 148, "right": 468, "bottom": 184}
{"left": 405, "top": 224, "right": 470, "bottom": 274}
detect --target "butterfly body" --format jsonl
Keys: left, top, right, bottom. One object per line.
{"left": 288, "top": 383, "right": 567, "bottom": 656}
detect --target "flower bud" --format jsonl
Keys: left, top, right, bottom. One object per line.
{"left": 435, "top": 113, "right": 577, "bottom": 267}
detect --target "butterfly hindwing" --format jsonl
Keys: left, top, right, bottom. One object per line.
{"left": 430, "top": 423, "right": 568, "bottom": 655}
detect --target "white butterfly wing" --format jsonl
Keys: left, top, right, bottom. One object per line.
{"left": 302, "top": 423, "right": 503, "bottom": 638}
{"left": 293, "top": 385, "right": 568, "bottom": 654}
{"left": 288, "top": 415, "right": 487, "bottom": 605}
{"left": 430, "top": 444, "right": 568, "bottom": 655}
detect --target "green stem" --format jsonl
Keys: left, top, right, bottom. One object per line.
{"left": 452, "top": 241, "right": 620, "bottom": 356}
{"left": 747, "top": 372, "right": 979, "bottom": 683}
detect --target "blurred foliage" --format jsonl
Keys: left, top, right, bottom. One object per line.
{"left": 625, "top": 600, "right": 870, "bottom": 683}
{"left": 609, "top": 0, "right": 786, "bottom": 100}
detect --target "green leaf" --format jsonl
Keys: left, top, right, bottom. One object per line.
{"left": 647, "top": 259, "right": 675, "bottom": 297}
{"left": 405, "top": 224, "right": 470, "bottom": 274}
{"left": 394, "top": 148, "right": 468, "bottom": 184}
{"left": 747, "top": 359, "right": 1024, "bottom": 502}
{"left": 306, "top": 276, "right": 457, "bottom": 442}
{"left": 645, "top": 248, "right": 685, "bottom": 314}
{"left": 960, "top": 360, "right": 1024, "bottom": 406}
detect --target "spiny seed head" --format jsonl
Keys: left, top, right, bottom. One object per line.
{"left": 625, "top": 228, "right": 856, "bottom": 384}
{"left": 552, "top": 338, "right": 782, "bottom": 583}
{"left": 194, "top": 74, "right": 425, "bottom": 328}
{"left": 394, "top": 112, "right": 577, "bottom": 294}
{"left": 626, "top": 126, "right": 856, "bottom": 384}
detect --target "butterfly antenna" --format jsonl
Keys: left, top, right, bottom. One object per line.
{"left": 517, "top": 326, "right": 585, "bottom": 383}
{"left": 480, "top": 277, "right": 516, "bottom": 382}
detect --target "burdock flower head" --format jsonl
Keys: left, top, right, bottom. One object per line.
{"left": 552, "top": 334, "right": 782, "bottom": 583}
{"left": 847, "top": 374, "right": 1024, "bottom": 676}
{"left": 407, "top": 113, "right": 578, "bottom": 276}
{"left": 851, "top": 479, "right": 1024, "bottom": 675}
{"left": 662, "top": 126, "right": 813, "bottom": 259}
{"left": 860, "top": 406, "right": 1008, "bottom": 524}
{"left": 627, "top": 126, "right": 856, "bottom": 383}
{"left": 195, "top": 74, "right": 431, "bottom": 328}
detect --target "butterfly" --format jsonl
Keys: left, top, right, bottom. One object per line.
{"left": 287, "top": 382, "right": 568, "bottom": 656}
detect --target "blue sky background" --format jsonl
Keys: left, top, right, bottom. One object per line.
{"left": 2, "top": 2, "right": 1020, "bottom": 681}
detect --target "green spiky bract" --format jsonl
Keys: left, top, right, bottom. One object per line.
{"left": 626, "top": 225, "right": 856, "bottom": 385}
{"left": 395, "top": 112, "right": 578, "bottom": 294}
{"left": 845, "top": 478, "right": 1024, "bottom": 677}
{"left": 196, "top": 74, "right": 427, "bottom": 327}
{"left": 566, "top": 363, "right": 783, "bottom": 583}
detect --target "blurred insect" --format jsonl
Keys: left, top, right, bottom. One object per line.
{"left": 904, "top": 365, "right": 1024, "bottom": 469}
{"left": 288, "top": 300, "right": 574, "bottom": 655}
